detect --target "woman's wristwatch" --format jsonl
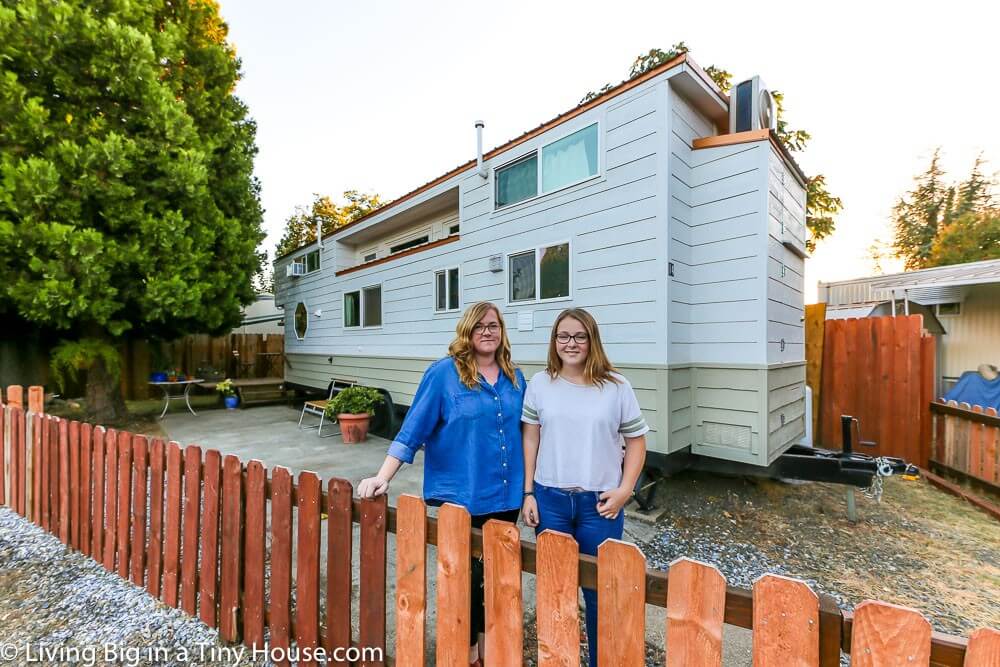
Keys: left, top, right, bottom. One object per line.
{"left": 523, "top": 490, "right": 534, "bottom": 497}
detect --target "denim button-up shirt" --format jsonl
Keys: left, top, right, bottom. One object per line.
{"left": 386, "top": 357, "right": 526, "bottom": 515}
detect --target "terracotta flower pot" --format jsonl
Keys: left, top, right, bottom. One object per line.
{"left": 338, "top": 413, "right": 371, "bottom": 443}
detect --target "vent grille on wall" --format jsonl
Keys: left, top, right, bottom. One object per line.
{"left": 703, "top": 421, "right": 752, "bottom": 449}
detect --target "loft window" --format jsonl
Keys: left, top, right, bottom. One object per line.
{"left": 390, "top": 235, "right": 429, "bottom": 254}
{"left": 364, "top": 252, "right": 377, "bottom": 262}
{"left": 344, "top": 285, "right": 382, "bottom": 328}
{"left": 435, "top": 267, "right": 460, "bottom": 312}
{"left": 509, "top": 242, "right": 570, "bottom": 303}
{"left": 294, "top": 302, "right": 308, "bottom": 339}
{"left": 448, "top": 223, "right": 460, "bottom": 236}
{"left": 495, "top": 122, "right": 599, "bottom": 209}
{"left": 541, "top": 123, "right": 599, "bottom": 192}
{"left": 496, "top": 154, "right": 538, "bottom": 208}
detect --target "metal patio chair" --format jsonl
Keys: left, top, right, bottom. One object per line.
{"left": 297, "top": 378, "right": 355, "bottom": 437}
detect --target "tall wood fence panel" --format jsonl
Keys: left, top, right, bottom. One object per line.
{"left": 1, "top": 385, "right": 995, "bottom": 666}
{"left": 818, "top": 315, "right": 935, "bottom": 467}
{"left": 120, "top": 333, "right": 284, "bottom": 400}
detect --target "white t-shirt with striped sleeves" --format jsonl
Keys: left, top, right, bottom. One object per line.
{"left": 521, "top": 371, "right": 649, "bottom": 492}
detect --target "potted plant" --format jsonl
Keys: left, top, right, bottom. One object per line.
{"left": 216, "top": 378, "right": 239, "bottom": 410}
{"left": 324, "top": 386, "right": 384, "bottom": 444}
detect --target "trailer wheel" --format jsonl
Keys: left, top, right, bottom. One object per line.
{"left": 368, "top": 388, "right": 398, "bottom": 440}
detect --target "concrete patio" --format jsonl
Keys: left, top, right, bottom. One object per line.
{"left": 160, "top": 403, "right": 425, "bottom": 504}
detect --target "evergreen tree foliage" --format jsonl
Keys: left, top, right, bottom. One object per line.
{"left": 0, "top": 0, "right": 264, "bottom": 420}
{"left": 891, "top": 151, "right": 995, "bottom": 269}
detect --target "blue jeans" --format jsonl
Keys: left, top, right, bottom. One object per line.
{"left": 534, "top": 482, "right": 625, "bottom": 667}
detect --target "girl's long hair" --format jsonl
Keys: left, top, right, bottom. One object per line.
{"left": 448, "top": 301, "right": 520, "bottom": 389}
{"left": 546, "top": 308, "right": 620, "bottom": 386}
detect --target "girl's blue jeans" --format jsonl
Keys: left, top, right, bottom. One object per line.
{"left": 533, "top": 481, "right": 625, "bottom": 667}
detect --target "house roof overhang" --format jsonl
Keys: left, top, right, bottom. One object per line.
{"left": 276, "top": 53, "right": 729, "bottom": 261}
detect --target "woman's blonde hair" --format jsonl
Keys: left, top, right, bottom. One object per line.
{"left": 448, "top": 301, "right": 520, "bottom": 389}
{"left": 546, "top": 308, "right": 620, "bottom": 386}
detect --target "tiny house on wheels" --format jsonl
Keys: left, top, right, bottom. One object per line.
{"left": 274, "top": 53, "right": 812, "bottom": 473}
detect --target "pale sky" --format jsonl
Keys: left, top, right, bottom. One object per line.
{"left": 220, "top": 0, "right": 999, "bottom": 302}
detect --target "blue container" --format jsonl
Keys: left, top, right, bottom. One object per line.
{"left": 151, "top": 372, "right": 168, "bottom": 383}
{"left": 224, "top": 395, "right": 239, "bottom": 410}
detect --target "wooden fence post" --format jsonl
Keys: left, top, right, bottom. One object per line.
{"left": 665, "top": 558, "right": 725, "bottom": 667}
{"left": 536, "top": 530, "right": 580, "bottom": 667}
{"left": 6, "top": 386, "right": 23, "bottom": 409}
{"left": 598, "top": 540, "right": 646, "bottom": 666}
{"left": 28, "top": 386, "right": 44, "bottom": 415}
{"left": 752, "top": 574, "right": 819, "bottom": 666}
{"left": 484, "top": 519, "right": 522, "bottom": 667}
{"left": 326, "top": 478, "right": 354, "bottom": 663}
{"left": 850, "top": 601, "right": 930, "bottom": 666}
{"left": 436, "top": 503, "right": 471, "bottom": 667}
{"left": 359, "top": 494, "right": 388, "bottom": 667}
{"left": 394, "top": 494, "right": 426, "bottom": 667}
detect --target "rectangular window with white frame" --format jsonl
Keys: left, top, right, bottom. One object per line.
{"left": 293, "top": 248, "right": 322, "bottom": 274}
{"left": 508, "top": 242, "right": 571, "bottom": 304}
{"left": 495, "top": 122, "right": 600, "bottom": 209}
{"left": 434, "top": 267, "right": 460, "bottom": 313}
{"left": 343, "top": 284, "right": 382, "bottom": 328}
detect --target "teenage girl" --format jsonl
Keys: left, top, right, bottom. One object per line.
{"left": 521, "top": 307, "right": 647, "bottom": 667}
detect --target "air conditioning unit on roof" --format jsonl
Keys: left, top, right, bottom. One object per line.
{"left": 729, "top": 75, "right": 777, "bottom": 134}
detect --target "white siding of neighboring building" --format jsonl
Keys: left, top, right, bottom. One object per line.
{"left": 939, "top": 283, "right": 1000, "bottom": 382}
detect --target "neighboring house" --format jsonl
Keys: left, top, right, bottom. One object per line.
{"left": 818, "top": 258, "right": 1000, "bottom": 396}
{"left": 235, "top": 293, "right": 283, "bottom": 335}
{"left": 274, "top": 53, "right": 809, "bottom": 469}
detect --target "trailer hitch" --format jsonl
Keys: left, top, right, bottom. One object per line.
{"left": 773, "top": 414, "right": 919, "bottom": 494}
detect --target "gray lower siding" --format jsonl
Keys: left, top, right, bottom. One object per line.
{"left": 286, "top": 354, "right": 804, "bottom": 465}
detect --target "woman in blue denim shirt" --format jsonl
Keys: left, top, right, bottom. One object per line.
{"left": 358, "top": 301, "right": 525, "bottom": 666}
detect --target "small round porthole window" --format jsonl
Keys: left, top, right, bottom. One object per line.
{"left": 294, "top": 302, "right": 308, "bottom": 339}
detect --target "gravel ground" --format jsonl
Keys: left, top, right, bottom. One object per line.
{"left": 0, "top": 507, "right": 272, "bottom": 667}
{"left": 637, "top": 471, "right": 1000, "bottom": 637}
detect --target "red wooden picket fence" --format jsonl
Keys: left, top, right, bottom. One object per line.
{"left": 932, "top": 399, "right": 1000, "bottom": 490}
{"left": 818, "top": 315, "right": 935, "bottom": 467}
{"left": 2, "top": 389, "right": 999, "bottom": 666}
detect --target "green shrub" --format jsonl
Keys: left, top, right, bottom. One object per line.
{"left": 325, "top": 386, "right": 383, "bottom": 418}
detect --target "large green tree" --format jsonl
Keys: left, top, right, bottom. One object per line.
{"left": 0, "top": 0, "right": 264, "bottom": 421}
{"left": 891, "top": 151, "right": 995, "bottom": 269}
{"left": 583, "top": 43, "right": 842, "bottom": 252}
{"left": 275, "top": 190, "right": 382, "bottom": 257}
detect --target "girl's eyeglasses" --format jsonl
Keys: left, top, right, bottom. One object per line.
{"left": 555, "top": 332, "right": 589, "bottom": 344}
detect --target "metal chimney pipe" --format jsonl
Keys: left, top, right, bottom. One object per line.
{"left": 316, "top": 218, "right": 324, "bottom": 249}
{"left": 475, "top": 120, "right": 487, "bottom": 178}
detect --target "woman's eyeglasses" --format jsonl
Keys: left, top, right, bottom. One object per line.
{"left": 555, "top": 332, "right": 589, "bottom": 344}
{"left": 472, "top": 323, "right": 501, "bottom": 335}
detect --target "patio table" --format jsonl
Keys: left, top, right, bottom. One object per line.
{"left": 148, "top": 378, "right": 204, "bottom": 419}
